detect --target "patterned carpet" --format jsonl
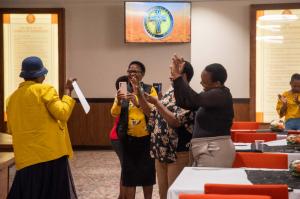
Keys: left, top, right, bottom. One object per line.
{"left": 10, "top": 150, "right": 159, "bottom": 199}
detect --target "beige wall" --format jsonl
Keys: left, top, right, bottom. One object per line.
{"left": 1, "top": 0, "right": 190, "bottom": 97}
{"left": 191, "top": 0, "right": 300, "bottom": 98}
{"left": 2, "top": 0, "right": 300, "bottom": 98}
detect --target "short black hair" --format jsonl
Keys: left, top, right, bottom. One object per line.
{"left": 204, "top": 63, "right": 227, "bottom": 85}
{"left": 24, "top": 77, "right": 37, "bottom": 81}
{"left": 182, "top": 61, "right": 194, "bottom": 82}
{"left": 115, "top": 75, "right": 128, "bottom": 90}
{"left": 128, "top": 61, "right": 145, "bottom": 75}
{"left": 291, "top": 73, "right": 300, "bottom": 82}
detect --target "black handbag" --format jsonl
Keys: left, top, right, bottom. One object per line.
{"left": 116, "top": 100, "right": 129, "bottom": 142}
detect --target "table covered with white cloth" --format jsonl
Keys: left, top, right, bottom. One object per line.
{"left": 167, "top": 167, "right": 300, "bottom": 199}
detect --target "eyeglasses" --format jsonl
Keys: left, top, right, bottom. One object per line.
{"left": 127, "top": 70, "right": 142, "bottom": 74}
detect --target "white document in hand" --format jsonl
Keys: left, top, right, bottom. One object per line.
{"left": 72, "top": 81, "right": 90, "bottom": 114}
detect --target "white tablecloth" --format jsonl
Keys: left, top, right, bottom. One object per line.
{"left": 167, "top": 167, "right": 300, "bottom": 199}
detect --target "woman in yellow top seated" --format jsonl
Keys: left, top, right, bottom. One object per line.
{"left": 111, "top": 61, "right": 157, "bottom": 199}
{"left": 277, "top": 73, "right": 300, "bottom": 130}
{"left": 7, "top": 56, "right": 77, "bottom": 199}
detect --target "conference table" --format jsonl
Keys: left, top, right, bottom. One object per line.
{"left": 0, "top": 133, "right": 14, "bottom": 199}
{"left": 0, "top": 133, "right": 13, "bottom": 152}
{"left": 167, "top": 167, "right": 300, "bottom": 199}
{"left": 0, "top": 152, "right": 14, "bottom": 199}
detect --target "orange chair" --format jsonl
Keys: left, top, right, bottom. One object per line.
{"left": 179, "top": 193, "right": 271, "bottom": 199}
{"left": 232, "top": 152, "right": 288, "bottom": 169}
{"left": 231, "top": 121, "right": 260, "bottom": 142}
{"left": 232, "top": 122, "right": 260, "bottom": 130}
{"left": 234, "top": 132, "right": 277, "bottom": 143}
{"left": 287, "top": 130, "right": 300, "bottom": 135}
{"left": 204, "top": 184, "right": 288, "bottom": 199}
{"left": 231, "top": 130, "right": 256, "bottom": 142}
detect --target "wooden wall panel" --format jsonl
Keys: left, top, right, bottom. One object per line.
{"left": 68, "top": 100, "right": 114, "bottom": 147}
{"left": 233, "top": 99, "right": 250, "bottom": 121}
{"left": 68, "top": 99, "right": 251, "bottom": 147}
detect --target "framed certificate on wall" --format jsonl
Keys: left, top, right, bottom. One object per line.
{"left": 0, "top": 8, "right": 66, "bottom": 131}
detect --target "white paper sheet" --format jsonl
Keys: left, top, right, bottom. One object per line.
{"left": 277, "top": 134, "right": 287, "bottom": 140}
{"left": 264, "top": 139, "right": 287, "bottom": 146}
{"left": 72, "top": 81, "right": 90, "bottom": 114}
{"left": 234, "top": 143, "right": 252, "bottom": 150}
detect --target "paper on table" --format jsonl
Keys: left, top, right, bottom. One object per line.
{"left": 264, "top": 139, "right": 287, "bottom": 146}
{"left": 234, "top": 143, "right": 252, "bottom": 150}
{"left": 72, "top": 81, "right": 90, "bottom": 114}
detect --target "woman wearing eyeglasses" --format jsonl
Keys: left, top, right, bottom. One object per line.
{"left": 131, "top": 61, "right": 195, "bottom": 199}
{"left": 111, "top": 61, "right": 157, "bottom": 199}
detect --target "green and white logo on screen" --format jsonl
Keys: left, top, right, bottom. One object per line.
{"left": 144, "top": 6, "right": 174, "bottom": 39}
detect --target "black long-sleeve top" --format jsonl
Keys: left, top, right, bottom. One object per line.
{"left": 173, "top": 76, "right": 234, "bottom": 138}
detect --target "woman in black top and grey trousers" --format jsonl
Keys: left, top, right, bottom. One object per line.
{"left": 170, "top": 55, "right": 235, "bottom": 167}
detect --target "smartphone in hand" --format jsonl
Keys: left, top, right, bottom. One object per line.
{"left": 119, "top": 81, "right": 127, "bottom": 95}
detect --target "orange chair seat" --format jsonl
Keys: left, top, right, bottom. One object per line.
{"left": 204, "top": 184, "right": 288, "bottom": 199}
{"left": 179, "top": 193, "right": 271, "bottom": 199}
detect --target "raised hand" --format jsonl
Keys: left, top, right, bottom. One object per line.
{"left": 144, "top": 92, "right": 158, "bottom": 105}
{"left": 170, "top": 54, "right": 185, "bottom": 80}
{"left": 117, "top": 89, "right": 127, "bottom": 103}
{"left": 127, "top": 93, "right": 139, "bottom": 107}
{"left": 130, "top": 76, "right": 140, "bottom": 94}
{"left": 278, "top": 94, "right": 287, "bottom": 104}
{"left": 64, "top": 78, "right": 76, "bottom": 96}
{"left": 294, "top": 95, "right": 300, "bottom": 105}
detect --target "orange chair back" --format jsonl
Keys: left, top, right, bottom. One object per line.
{"left": 232, "top": 152, "right": 288, "bottom": 169}
{"left": 232, "top": 122, "right": 260, "bottom": 130}
{"left": 231, "top": 130, "right": 256, "bottom": 142}
{"left": 234, "top": 132, "right": 277, "bottom": 143}
{"left": 179, "top": 193, "right": 271, "bottom": 199}
{"left": 287, "top": 130, "right": 300, "bottom": 135}
{"left": 204, "top": 184, "right": 288, "bottom": 199}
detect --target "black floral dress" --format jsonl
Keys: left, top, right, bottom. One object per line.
{"left": 148, "top": 87, "right": 194, "bottom": 163}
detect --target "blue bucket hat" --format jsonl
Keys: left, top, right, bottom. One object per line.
{"left": 19, "top": 56, "right": 48, "bottom": 79}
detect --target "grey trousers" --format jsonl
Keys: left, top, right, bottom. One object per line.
{"left": 190, "top": 136, "right": 236, "bottom": 167}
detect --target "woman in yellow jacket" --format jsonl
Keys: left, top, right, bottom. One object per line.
{"left": 6, "top": 56, "right": 77, "bottom": 199}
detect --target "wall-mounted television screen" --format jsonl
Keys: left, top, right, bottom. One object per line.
{"left": 125, "top": 1, "right": 191, "bottom": 43}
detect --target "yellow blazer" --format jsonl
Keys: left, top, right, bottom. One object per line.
{"left": 7, "top": 81, "right": 75, "bottom": 170}
{"left": 276, "top": 90, "right": 300, "bottom": 121}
